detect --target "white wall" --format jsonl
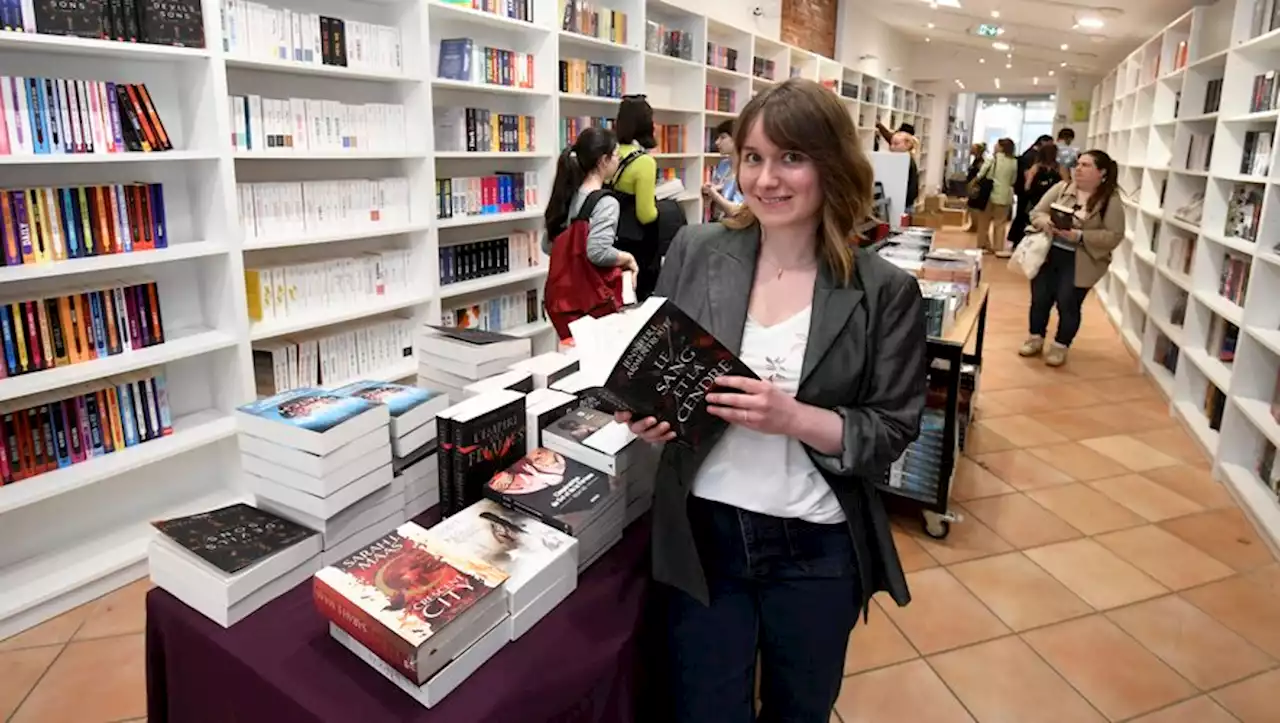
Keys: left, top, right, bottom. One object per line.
{"left": 1054, "top": 72, "right": 1101, "bottom": 141}
{"left": 906, "top": 42, "right": 1062, "bottom": 95}
{"left": 661, "top": 0, "right": 782, "bottom": 39}
{"left": 836, "top": 7, "right": 912, "bottom": 79}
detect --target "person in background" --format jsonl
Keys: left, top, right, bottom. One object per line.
{"left": 704, "top": 119, "right": 745, "bottom": 219}
{"left": 876, "top": 120, "right": 916, "bottom": 144}
{"left": 621, "top": 78, "right": 926, "bottom": 723}
{"left": 964, "top": 142, "right": 987, "bottom": 231}
{"left": 1006, "top": 142, "right": 1067, "bottom": 252}
{"left": 889, "top": 131, "right": 920, "bottom": 212}
{"left": 613, "top": 95, "right": 659, "bottom": 226}
{"left": 1056, "top": 127, "right": 1079, "bottom": 172}
{"left": 542, "top": 127, "right": 639, "bottom": 276}
{"left": 1021, "top": 149, "right": 1125, "bottom": 367}
{"left": 973, "top": 138, "right": 1018, "bottom": 253}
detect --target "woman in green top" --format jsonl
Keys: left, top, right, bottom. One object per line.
{"left": 613, "top": 95, "right": 659, "bottom": 224}
{"left": 973, "top": 137, "right": 1019, "bottom": 253}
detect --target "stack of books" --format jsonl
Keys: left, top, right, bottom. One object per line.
{"left": 508, "top": 352, "right": 579, "bottom": 389}
{"left": 148, "top": 503, "right": 322, "bottom": 627}
{"left": 417, "top": 326, "right": 531, "bottom": 400}
{"left": 521, "top": 387, "right": 579, "bottom": 454}
{"left": 542, "top": 406, "right": 659, "bottom": 528}
{"left": 315, "top": 522, "right": 511, "bottom": 708}
{"left": 236, "top": 388, "right": 399, "bottom": 564}
{"left": 436, "top": 390, "right": 528, "bottom": 517}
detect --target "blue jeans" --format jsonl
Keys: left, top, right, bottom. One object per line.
{"left": 666, "top": 497, "right": 860, "bottom": 723}
{"left": 1030, "top": 244, "right": 1090, "bottom": 346}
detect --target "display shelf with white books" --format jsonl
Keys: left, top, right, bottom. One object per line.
{"left": 1086, "top": 0, "right": 1280, "bottom": 552}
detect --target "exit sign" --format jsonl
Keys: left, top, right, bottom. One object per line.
{"left": 977, "top": 24, "right": 1002, "bottom": 37}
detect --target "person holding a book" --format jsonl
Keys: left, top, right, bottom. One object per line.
{"left": 704, "top": 119, "right": 745, "bottom": 220}
{"left": 619, "top": 79, "right": 927, "bottom": 723}
{"left": 1021, "top": 149, "right": 1125, "bottom": 366}
{"left": 542, "top": 127, "right": 641, "bottom": 277}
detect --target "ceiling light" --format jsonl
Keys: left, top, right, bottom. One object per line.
{"left": 927, "top": 22, "right": 935, "bottom": 28}
{"left": 1060, "top": 43, "right": 1070, "bottom": 50}
{"left": 995, "top": 78, "right": 1002, "bottom": 89}
{"left": 979, "top": 57, "right": 986, "bottom": 63}
{"left": 1060, "top": 61, "right": 1067, "bottom": 66}
{"left": 1007, "top": 53, "right": 1012, "bottom": 59}
{"left": 993, "top": 41, "right": 1010, "bottom": 51}
{"left": 926, "top": 37, "right": 931, "bottom": 42}
{"left": 991, "top": 10, "right": 1000, "bottom": 18}
{"left": 1050, "top": 94, "right": 1057, "bottom": 100}
{"left": 1048, "top": 69, "right": 1055, "bottom": 76}
{"left": 1033, "top": 76, "right": 1039, "bottom": 84}
{"left": 1077, "top": 16, "right": 1105, "bottom": 29}
{"left": 1006, "top": 63, "right": 1012, "bottom": 68}
{"left": 998, "top": 96, "right": 1008, "bottom": 102}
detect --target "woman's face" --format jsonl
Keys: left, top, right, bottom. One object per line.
{"left": 890, "top": 132, "right": 911, "bottom": 153}
{"left": 1074, "top": 153, "right": 1103, "bottom": 190}
{"left": 716, "top": 133, "right": 735, "bottom": 155}
{"left": 737, "top": 118, "right": 822, "bottom": 230}
{"left": 598, "top": 147, "right": 620, "bottom": 178}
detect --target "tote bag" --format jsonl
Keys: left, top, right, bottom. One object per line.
{"left": 966, "top": 161, "right": 994, "bottom": 211}
{"left": 1009, "top": 231, "right": 1052, "bottom": 279}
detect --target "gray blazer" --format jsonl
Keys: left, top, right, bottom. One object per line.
{"left": 650, "top": 222, "right": 927, "bottom": 616}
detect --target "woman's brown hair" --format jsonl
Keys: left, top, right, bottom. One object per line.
{"left": 996, "top": 137, "right": 1016, "bottom": 157}
{"left": 721, "top": 78, "right": 873, "bottom": 286}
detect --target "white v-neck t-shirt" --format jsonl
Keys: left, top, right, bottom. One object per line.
{"left": 691, "top": 306, "right": 846, "bottom": 524}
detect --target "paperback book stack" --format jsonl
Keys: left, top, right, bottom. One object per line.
{"left": 417, "top": 326, "right": 531, "bottom": 400}
{"left": 236, "top": 388, "right": 400, "bottom": 565}
{"left": 427, "top": 499, "right": 577, "bottom": 639}
{"left": 327, "top": 381, "right": 452, "bottom": 518}
{"left": 436, "top": 389, "right": 528, "bottom": 517}
{"left": 542, "top": 406, "right": 659, "bottom": 526}
{"left": 315, "top": 522, "right": 511, "bottom": 708}
{"left": 149, "top": 503, "right": 322, "bottom": 627}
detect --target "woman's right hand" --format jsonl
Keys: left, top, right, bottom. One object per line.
{"left": 615, "top": 411, "right": 676, "bottom": 443}
{"left": 618, "top": 251, "right": 640, "bottom": 276}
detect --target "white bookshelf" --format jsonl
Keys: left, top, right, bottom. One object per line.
{"left": 1086, "top": 0, "right": 1280, "bottom": 555}
{"left": 0, "top": 0, "right": 935, "bottom": 638}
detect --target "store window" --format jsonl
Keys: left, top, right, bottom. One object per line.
{"left": 973, "top": 95, "right": 1056, "bottom": 151}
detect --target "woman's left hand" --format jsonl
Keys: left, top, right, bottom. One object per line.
{"left": 706, "top": 376, "right": 799, "bottom": 436}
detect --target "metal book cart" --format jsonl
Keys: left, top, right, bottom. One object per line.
{"left": 878, "top": 283, "right": 990, "bottom": 539}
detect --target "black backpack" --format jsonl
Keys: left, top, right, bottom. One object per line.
{"left": 608, "top": 149, "right": 687, "bottom": 300}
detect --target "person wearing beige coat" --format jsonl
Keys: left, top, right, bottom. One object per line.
{"left": 1020, "top": 150, "right": 1126, "bottom": 367}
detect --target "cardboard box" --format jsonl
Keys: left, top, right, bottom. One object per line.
{"left": 941, "top": 208, "right": 966, "bottom": 226}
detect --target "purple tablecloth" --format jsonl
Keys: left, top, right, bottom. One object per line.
{"left": 146, "top": 518, "right": 654, "bottom": 723}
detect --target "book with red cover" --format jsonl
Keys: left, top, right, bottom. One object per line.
{"left": 313, "top": 522, "right": 508, "bottom": 684}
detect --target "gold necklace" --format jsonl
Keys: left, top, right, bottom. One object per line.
{"left": 764, "top": 260, "right": 816, "bottom": 280}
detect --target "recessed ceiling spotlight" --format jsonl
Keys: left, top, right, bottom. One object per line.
{"left": 995, "top": 78, "right": 1002, "bottom": 88}
{"left": 1006, "top": 63, "right": 1012, "bottom": 68}
{"left": 1050, "top": 93, "right": 1057, "bottom": 100}
{"left": 1060, "top": 61, "right": 1068, "bottom": 66}
{"left": 991, "top": 10, "right": 1000, "bottom": 18}
{"left": 979, "top": 58, "right": 986, "bottom": 63}
{"left": 998, "top": 96, "right": 1009, "bottom": 102}
{"left": 1048, "top": 69, "right": 1056, "bottom": 76}
{"left": 1007, "top": 53, "right": 1012, "bottom": 59}
{"left": 927, "top": 22, "right": 935, "bottom": 28}
{"left": 1077, "top": 16, "right": 1105, "bottom": 29}
{"left": 1033, "top": 76, "right": 1039, "bottom": 84}
{"left": 993, "top": 41, "right": 1010, "bottom": 51}
{"left": 926, "top": 37, "right": 931, "bottom": 42}
{"left": 1060, "top": 43, "right": 1070, "bottom": 50}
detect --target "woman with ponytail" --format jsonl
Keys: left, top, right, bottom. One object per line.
{"left": 542, "top": 127, "right": 639, "bottom": 276}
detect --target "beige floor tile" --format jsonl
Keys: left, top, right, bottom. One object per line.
{"left": 1080, "top": 436, "right": 1181, "bottom": 472}
{"left": 1212, "top": 669, "right": 1280, "bottom": 723}
{"left": 972, "top": 450, "right": 1075, "bottom": 491}
{"left": 980, "top": 385, "right": 1104, "bottom": 415}
{"left": 1107, "top": 595, "right": 1274, "bottom": 690}
{"left": 10, "top": 635, "right": 145, "bottom": 723}
{"left": 834, "top": 660, "right": 974, "bottom": 723}
{"left": 1026, "top": 484, "right": 1147, "bottom": 535}
{"left": 0, "top": 606, "right": 91, "bottom": 651}
{"left": 842, "top": 600, "right": 918, "bottom": 676}
{"left": 1026, "top": 442, "right": 1131, "bottom": 482}
{"left": 1089, "top": 474, "right": 1204, "bottom": 522}
{"left": 74, "top": 579, "right": 150, "bottom": 641}
{"left": 1024, "top": 538, "right": 1168, "bottom": 610}
{"left": 949, "top": 552, "right": 1093, "bottom": 631}
{"left": 929, "top": 636, "right": 1106, "bottom": 723}
{"left": 1128, "top": 697, "right": 1240, "bottom": 723}
{"left": 964, "top": 423, "right": 1019, "bottom": 454}
{"left": 1023, "top": 615, "right": 1197, "bottom": 721}
{"left": 1142, "top": 465, "right": 1237, "bottom": 509}
{"left": 1078, "top": 377, "right": 1164, "bottom": 403}
{"left": 961, "top": 494, "right": 1083, "bottom": 549}
{"left": 1183, "top": 576, "right": 1280, "bottom": 659}
{"left": 1131, "top": 428, "right": 1214, "bottom": 466}
{"left": 1160, "top": 509, "right": 1277, "bottom": 572}
{"left": 889, "top": 526, "right": 938, "bottom": 573}
{"left": 0, "top": 646, "right": 61, "bottom": 721}
{"left": 950, "top": 457, "right": 1016, "bottom": 501}
{"left": 1094, "top": 526, "right": 1235, "bottom": 590}
{"left": 879, "top": 568, "right": 1010, "bottom": 655}
{"left": 908, "top": 504, "right": 1014, "bottom": 565}
{"left": 975, "top": 415, "right": 1069, "bottom": 448}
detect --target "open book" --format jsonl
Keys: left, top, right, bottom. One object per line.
{"left": 566, "top": 297, "right": 757, "bottom": 448}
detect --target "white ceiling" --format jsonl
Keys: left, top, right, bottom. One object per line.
{"left": 877, "top": 0, "right": 1203, "bottom": 86}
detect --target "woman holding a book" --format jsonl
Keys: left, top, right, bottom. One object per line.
{"left": 1021, "top": 149, "right": 1125, "bottom": 366}
{"left": 619, "top": 79, "right": 927, "bottom": 723}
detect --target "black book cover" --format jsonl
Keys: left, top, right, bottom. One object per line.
{"left": 1049, "top": 203, "right": 1076, "bottom": 231}
{"left": 438, "top": 414, "right": 455, "bottom": 514}
{"left": 583, "top": 300, "right": 756, "bottom": 449}
{"left": 485, "top": 449, "right": 623, "bottom": 535}
{"left": 452, "top": 396, "right": 526, "bottom": 513}
{"left": 428, "top": 325, "right": 519, "bottom": 346}
{"left": 153, "top": 503, "right": 317, "bottom": 574}
{"left": 137, "top": 0, "right": 204, "bottom": 47}
{"left": 34, "top": 0, "right": 104, "bottom": 38}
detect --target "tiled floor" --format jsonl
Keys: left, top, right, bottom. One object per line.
{"left": 3, "top": 228, "right": 1279, "bottom": 722}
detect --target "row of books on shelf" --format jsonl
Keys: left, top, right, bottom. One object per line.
{"left": 438, "top": 39, "right": 535, "bottom": 90}
{"left": 560, "top": 0, "right": 627, "bottom": 44}
{"left": 1, "top": 369, "right": 172, "bottom": 484}
{"left": 0, "top": 0, "right": 203, "bottom": 47}
{"left": 228, "top": 95, "right": 407, "bottom": 153}
{"left": 252, "top": 316, "right": 414, "bottom": 396}
{"left": 1225, "top": 185, "right": 1263, "bottom": 243}
{"left": 559, "top": 116, "right": 612, "bottom": 147}
{"left": 706, "top": 43, "right": 739, "bottom": 72}
{"left": 1, "top": 280, "right": 164, "bottom": 378}
{"left": 443, "top": 289, "right": 541, "bottom": 333}
{"left": 1240, "top": 130, "right": 1272, "bottom": 177}
{"left": 244, "top": 249, "right": 415, "bottom": 323}
{"left": 705, "top": 86, "right": 736, "bottom": 113}
{"left": 645, "top": 21, "right": 692, "bottom": 60}
{"left": 752, "top": 57, "right": 777, "bottom": 81}
{"left": 1184, "top": 132, "right": 1212, "bottom": 172}
{"left": 435, "top": 108, "right": 537, "bottom": 154}
{"left": 237, "top": 178, "right": 411, "bottom": 243}
{"left": 558, "top": 59, "right": 625, "bottom": 98}
{"left": 649, "top": 123, "right": 685, "bottom": 154}
{"left": 1248, "top": 0, "right": 1280, "bottom": 42}
{"left": 1204, "top": 384, "right": 1226, "bottom": 432}
{"left": 1220, "top": 255, "right": 1251, "bottom": 306}
{"left": 1154, "top": 333, "right": 1179, "bottom": 376}
{"left": 434, "top": 173, "right": 539, "bottom": 220}
{"left": 1207, "top": 317, "right": 1239, "bottom": 363}
{"left": 1254, "top": 442, "right": 1280, "bottom": 505}
{"left": 1203, "top": 78, "right": 1224, "bottom": 115}
{"left": 1166, "top": 235, "right": 1195, "bottom": 276}
{"left": 439, "top": 231, "right": 541, "bottom": 286}
{"left": 220, "top": 0, "right": 402, "bottom": 72}
{"left": 1, "top": 183, "right": 167, "bottom": 266}
{"left": 0, "top": 77, "right": 172, "bottom": 156}
{"left": 1249, "top": 71, "right": 1280, "bottom": 114}
{"left": 442, "top": 0, "right": 534, "bottom": 22}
